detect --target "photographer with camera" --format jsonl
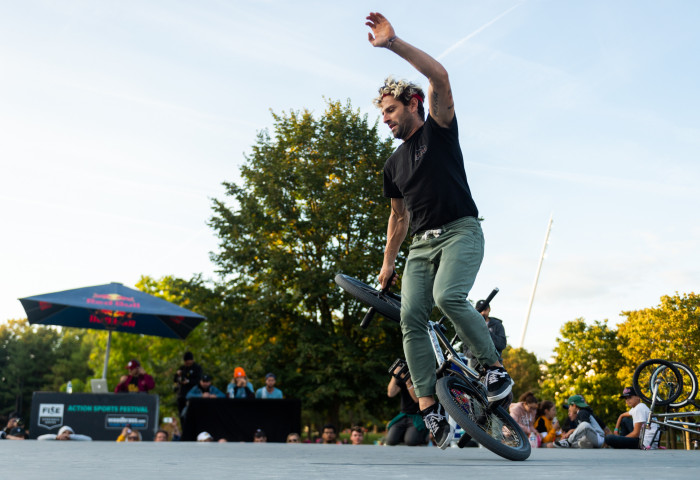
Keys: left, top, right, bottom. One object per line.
{"left": 173, "top": 351, "right": 202, "bottom": 417}
{"left": 385, "top": 359, "right": 428, "bottom": 446}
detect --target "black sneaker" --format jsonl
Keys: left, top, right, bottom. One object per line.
{"left": 554, "top": 439, "right": 571, "bottom": 448}
{"left": 421, "top": 403, "right": 454, "bottom": 450}
{"left": 483, "top": 366, "right": 514, "bottom": 403}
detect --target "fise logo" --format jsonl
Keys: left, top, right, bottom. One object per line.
{"left": 38, "top": 403, "right": 64, "bottom": 429}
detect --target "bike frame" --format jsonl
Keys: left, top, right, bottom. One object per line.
{"left": 642, "top": 372, "right": 700, "bottom": 449}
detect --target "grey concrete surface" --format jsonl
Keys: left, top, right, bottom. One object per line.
{"left": 5, "top": 442, "right": 699, "bottom": 480}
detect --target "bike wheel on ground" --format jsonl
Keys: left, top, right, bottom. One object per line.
{"left": 633, "top": 359, "right": 683, "bottom": 406}
{"left": 436, "top": 376, "right": 531, "bottom": 461}
{"left": 656, "top": 361, "right": 698, "bottom": 409}
{"left": 334, "top": 274, "right": 401, "bottom": 323}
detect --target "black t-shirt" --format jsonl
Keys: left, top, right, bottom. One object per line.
{"left": 383, "top": 115, "right": 478, "bottom": 235}
{"left": 399, "top": 383, "right": 419, "bottom": 415}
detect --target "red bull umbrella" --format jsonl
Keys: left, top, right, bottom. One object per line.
{"left": 19, "top": 282, "right": 205, "bottom": 378}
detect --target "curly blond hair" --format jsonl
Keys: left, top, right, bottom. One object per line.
{"left": 373, "top": 76, "right": 425, "bottom": 119}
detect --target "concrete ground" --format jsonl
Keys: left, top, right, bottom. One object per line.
{"left": 6, "top": 441, "right": 698, "bottom": 480}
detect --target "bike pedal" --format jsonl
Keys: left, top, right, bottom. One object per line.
{"left": 457, "top": 433, "right": 475, "bottom": 448}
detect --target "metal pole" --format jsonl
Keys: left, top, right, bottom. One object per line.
{"left": 519, "top": 214, "right": 553, "bottom": 348}
{"left": 102, "top": 330, "right": 112, "bottom": 379}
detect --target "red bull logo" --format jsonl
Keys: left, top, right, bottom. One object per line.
{"left": 39, "top": 301, "right": 53, "bottom": 311}
{"left": 89, "top": 310, "right": 136, "bottom": 328}
{"left": 86, "top": 293, "right": 140, "bottom": 309}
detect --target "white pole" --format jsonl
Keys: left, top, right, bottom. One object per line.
{"left": 519, "top": 214, "right": 553, "bottom": 348}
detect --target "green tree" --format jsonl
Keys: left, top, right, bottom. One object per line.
{"left": 539, "top": 318, "right": 624, "bottom": 427}
{"left": 501, "top": 346, "right": 541, "bottom": 400}
{"left": 617, "top": 292, "right": 700, "bottom": 382}
{"left": 208, "top": 99, "right": 403, "bottom": 429}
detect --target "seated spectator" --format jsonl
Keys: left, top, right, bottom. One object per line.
{"left": 350, "top": 426, "right": 365, "bottom": 445}
{"left": 256, "top": 372, "right": 284, "bottom": 399}
{"left": 253, "top": 428, "right": 267, "bottom": 442}
{"left": 154, "top": 429, "right": 169, "bottom": 442}
{"left": 554, "top": 394, "right": 606, "bottom": 448}
{"left": 227, "top": 367, "right": 255, "bottom": 399}
{"left": 534, "top": 401, "right": 560, "bottom": 447}
{"left": 386, "top": 361, "right": 428, "bottom": 446}
{"left": 197, "top": 431, "right": 214, "bottom": 442}
{"left": 37, "top": 425, "right": 92, "bottom": 441}
{"left": 509, "top": 391, "right": 539, "bottom": 442}
{"left": 1, "top": 412, "right": 24, "bottom": 439}
{"left": 605, "top": 386, "right": 659, "bottom": 449}
{"left": 186, "top": 374, "right": 226, "bottom": 399}
{"left": 114, "top": 359, "right": 155, "bottom": 393}
{"left": 286, "top": 432, "right": 301, "bottom": 443}
{"left": 159, "top": 416, "right": 181, "bottom": 441}
{"left": 318, "top": 423, "right": 342, "bottom": 444}
{"left": 116, "top": 426, "right": 142, "bottom": 442}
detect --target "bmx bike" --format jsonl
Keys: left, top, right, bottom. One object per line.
{"left": 334, "top": 273, "right": 530, "bottom": 461}
{"left": 632, "top": 359, "right": 700, "bottom": 449}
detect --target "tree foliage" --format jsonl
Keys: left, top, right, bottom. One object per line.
{"left": 501, "top": 346, "right": 541, "bottom": 400}
{"left": 539, "top": 318, "right": 624, "bottom": 427}
{"left": 208, "top": 99, "right": 404, "bottom": 427}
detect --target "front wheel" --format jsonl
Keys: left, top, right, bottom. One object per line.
{"left": 436, "top": 376, "right": 531, "bottom": 461}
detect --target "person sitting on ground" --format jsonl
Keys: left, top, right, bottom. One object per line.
{"left": 350, "top": 426, "right": 365, "bottom": 445}
{"left": 114, "top": 359, "right": 155, "bottom": 393}
{"left": 509, "top": 391, "right": 539, "bottom": 441}
{"left": 386, "top": 360, "right": 428, "bottom": 446}
{"left": 318, "top": 423, "right": 342, "bottom": 444}
{"left": 554, "top": 394, "right": 607, "bottom": 448}
{"left": 197, "top": 431, "right": 214, "bottom": 442}
{"left": 37, "top": 425, "right": 92, "bottom": 441}
{"left": 286, "top": 432, "right": 301, "bottom": 443}
{"left": 227, "top": 367, "right": 255, "bottom": 399}
{"left": 255, "top": 372, "right": 284, "bottom": 399}
{"left": 154, "top": 429, "right": 169, "bottom": 442}
{"left": 605, "top": 386, "right": 659, "bottom": 449}
{"left": 186, "top": 374, "right": 226, "bottom": 399}
{"left": 253, "top": 428, "right": 267, "bottom": 443}
{"left": 116, "top": 426, "right": 142, "bottom": 442}
{"left": 534, "top": 400, "right": 560, "bottom": 447}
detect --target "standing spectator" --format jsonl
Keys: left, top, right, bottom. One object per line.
{"left": 173, "top": 351, "right": 202, "bottom": 417}
{"left": 605, "top": 386, "right": 659, "bottom": 449}
{"left": 227, "top": 367, "right": 254, "bottom": 399}
{"left": 350, "top": 426, "right": 365, "bottom": 445}
{"left": 386, "top": 361, "right": 428, "bottom": 446}
{"left": 509, "top": 392, "right": 539, "bottom": 440}
{"left": 534, "top": 401, "right": 560, "bottom": 447}
{"left": 319, "top": 424, "right": 341, "bottom": 444}
{"left": 186, "top": 374, "right": 226, "bottom": 399}
{"left": 256, "top": 373, "right": 284, "bottom": 399}
{"left": 37, "top": 425, "right": 92, "bottom": 441}
{"left": 555, "top": 394, "right": 606, "bottom": 448}
{"left": 475, "top": 300, "right": 507, "bottom": 359}
{"left": 114, "top": 359, "right": 155, "bottom": 393}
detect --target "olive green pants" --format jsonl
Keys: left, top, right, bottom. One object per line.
{"left": 401, "top": 216, "right": 499, "bottom": 398}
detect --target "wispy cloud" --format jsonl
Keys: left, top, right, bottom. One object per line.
{"left": 437, "top": 2, "right": 523, "bottom": 60}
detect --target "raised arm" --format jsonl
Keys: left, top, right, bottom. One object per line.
{"left": 366, "top": 12, "right": 454, "bottom": 127}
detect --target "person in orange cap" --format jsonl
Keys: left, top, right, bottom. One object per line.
{"left": 226, "top": 367, "right": 254, "bottom": 399}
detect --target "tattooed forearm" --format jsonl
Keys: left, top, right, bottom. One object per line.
{"left": 432, "top": 91, "right": 439, "bottom": 115}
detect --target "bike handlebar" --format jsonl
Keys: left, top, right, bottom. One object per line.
{"left": 361, "top": 272, "right": 396, "bottom": 329}
{"left": 476, "top": 287, "right": 499, "bottom": 312}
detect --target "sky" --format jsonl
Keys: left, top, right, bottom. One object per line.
{"left": 1, "top": 0, "right": 698, "bottom": 360}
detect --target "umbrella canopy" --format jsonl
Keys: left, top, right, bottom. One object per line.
{"left": 19, "top": 282, "right": 205, "bottom": 379}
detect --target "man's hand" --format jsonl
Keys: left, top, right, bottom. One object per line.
{"left": 378, "top": 266, "right": 397, "bottom": 290}
{"left": 366, "top": 12, "right": 396, "bottom": 47}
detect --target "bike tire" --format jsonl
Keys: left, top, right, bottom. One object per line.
{"left": 657, "top": 361, "right": 698, "bottom": 409}
{"left": 633, "top": 359, "right": 683, "bottom": 406}
{"left": 334, "top": 274, "right": 401, "bottom": 323}
{"left": 436, "top": 375, "right": 530, "bottom": 461}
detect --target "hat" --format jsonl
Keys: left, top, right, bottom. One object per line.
{"left": 234, "top": 367, "right": 246, "bottom": 378}
{"left": 254, "top": 428, "right": 266, "bottom": 438}
{"left": 197, "top": 431, "right": 213, "bottom": 441}
{"left": 475, "top": 300, "right": 489, "bottom": 312}
{"left": 620, "top": 386, "right": 638, "bottom": 399}
{"left": 201, "top": 374, "right": 212, "bottom": 382}
{"left": 183, "top": 351, "right": 194, "bottom": 361}
{"left": 58, "top": 426, "right": 74, "bottom": 436}
{"left": 126, "top": 359, "right": 140, "bottom": 369}
{"left": 265, "top": 372, "right": 276, "bottom": 379}
{"left": 565, "top": 394, "right": 589, "bottom": 408}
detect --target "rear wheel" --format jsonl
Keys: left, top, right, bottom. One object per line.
{"left": 436, "top": 376, "right": 530, "bottom": 461}
{"left": 633, "top": 359, "right": 683, "bottom": 406}
{"left": 657, "top": 361, "right": 698, "bottom": 409}
{"left": 334, "top": 274, "right": 401, "bottom": 323}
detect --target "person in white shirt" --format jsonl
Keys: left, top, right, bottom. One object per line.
{"left": 37, "top": 425, "right": 92, "bottom": 441}
{"left": 605, "top": 386, "right": 658, "bottom": 449}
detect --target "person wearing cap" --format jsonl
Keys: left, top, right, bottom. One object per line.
{"left": 227, "top": 367, "right": 255, "bottom": 399}
{"left": 554, "top": 394, "right": 606, "bottom": 448}
{"left": 367, "top": 12, "right": 513, "bottom": 450}
{"left": 604, "top": 386, "right": 659, "bottom": 449}
{"left": 253, "top": 428, "right": 267, "bottom": 442}
{"left": 1, "top": 412, "right": 25, "bottom": 439}
{"left": 197, "top": 431, "right": 214, "bottom": 442}
{"left": 186, "top": 374, "right": 226, "bottom": 399}
{"left": 173, "top": 351, "right": 203, "bottom": 417}
{"left": 255, "top": 372, "right": 284, "bottom": 399}
{"left": 114, "top": 359, "right": 155, "bottom": 393}
{"left": 38, "top": 425, "right": 92, "bottom": 441}
{"left": 475, "top": 300, "right": 507, "bottom": 360}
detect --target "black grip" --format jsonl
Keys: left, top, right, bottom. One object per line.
{"left": 476, "top": 287, "right": 499, "bottom": 312}
{"left": 360, "top": 307, "right": 376, "bottom": 329}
